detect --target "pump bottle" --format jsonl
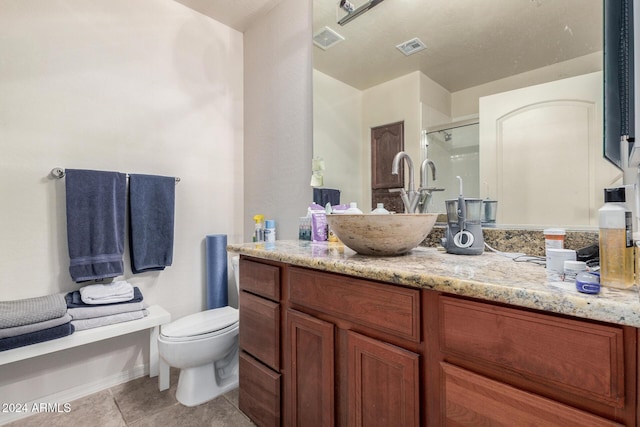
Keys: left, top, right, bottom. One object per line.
{"left": 599, "top": 187, "right": 634, "bottom": 289}
{"left": 253, "top": 214, "right": 265, "bottom": 243}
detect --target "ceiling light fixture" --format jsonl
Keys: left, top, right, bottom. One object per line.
{"left": 337, "top": 0, "right": 385, "bottom": 26}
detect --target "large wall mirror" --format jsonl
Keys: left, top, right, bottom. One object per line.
{"left": 312, "top": 0, "right": 621, "bottom": 229}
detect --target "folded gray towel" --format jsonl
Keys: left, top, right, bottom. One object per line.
{"left": 71, "top": 310, "right": 146, "bottom": 331}
{"left": 67, "top": 302, "right": 145, "bottom": 320}
{"left": 65, "top": 169, "right": 126, "bottom": 282}
{"left": 0, "top": 294, "right": 67, "bottom": 329}
{"left": 129, "top": 174, "right": 175, "bottom": 274}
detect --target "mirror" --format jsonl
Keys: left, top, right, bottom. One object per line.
{"left": 312, "top": 0, "right": 616, "bottom": 228}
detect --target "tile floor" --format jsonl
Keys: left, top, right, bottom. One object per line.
{"left": 6, "top": 369, "right": 255, "bottom": 427}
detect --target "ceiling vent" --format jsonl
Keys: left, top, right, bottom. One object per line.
{"left": 313, "top": 26, "right": 345, "bottom": 50}
{"left": 396, "top": 37, "right": 427, "bottom": 56}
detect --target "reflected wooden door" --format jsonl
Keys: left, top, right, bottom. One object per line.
{"left": 371, "top": 122, "right": 404, "bottom": 213}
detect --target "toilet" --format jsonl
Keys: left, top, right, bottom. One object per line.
{"left": 157, "top": 256, "right": 240, "bottom": 407}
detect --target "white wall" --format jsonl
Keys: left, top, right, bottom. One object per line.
{"left": 313, "top": 70, "right": 364, "bottom": 207}
{"left": 0, "top": 0, "right": 243, "bottom": 421}
{"left": 243, "top": 0, "right": 313, "bottom": 240}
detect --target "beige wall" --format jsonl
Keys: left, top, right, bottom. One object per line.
{"left": 313, "top": 70, "right": 364, "bottom": 207}
{"left": 0, "top": 0, "right": 243, "bottom": 420}
{"left": 451, "top": 52, "right": 602, "bottom": 119}
{"left": 243, "top": 0, "right": 313, "bottom": 239}
{"left": 361, "top": 72, "right": 421, "bottom": 209}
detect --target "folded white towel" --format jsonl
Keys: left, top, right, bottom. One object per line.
{"left": 79, "top": 281, "right": 134, "bottom": 305}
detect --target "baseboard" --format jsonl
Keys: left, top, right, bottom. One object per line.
{"left": 0, "top": 364, "right": 149, "bottom": 426}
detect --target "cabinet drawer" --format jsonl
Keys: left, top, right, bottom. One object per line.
{"left": 239, "top": 351, "right": 281, "bottom": 427}
{"left": 240, "top": 291, "right": 280, "bottom": 370}
{"left": 240, "top": 258, "right": 280, "bottom": 301}
{"left": 439, "top": 296, "right": 625, "bottom": 407}
{"left": 288, "top": 267, "right": 420, "bottom": 343}
{"left": 441, "top": 363, "right": 621, "bottom": 426}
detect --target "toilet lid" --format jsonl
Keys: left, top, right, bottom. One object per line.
{"left": 161, "top": 306, "right": 238, "bottom": 339}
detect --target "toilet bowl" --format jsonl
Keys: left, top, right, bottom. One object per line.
{"left": 157, "top": 256, "right": 241, "bottom": 407}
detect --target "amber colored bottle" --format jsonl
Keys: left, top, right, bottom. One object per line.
{"left": 599, "top": 187, "right": 634, "bottom": 289}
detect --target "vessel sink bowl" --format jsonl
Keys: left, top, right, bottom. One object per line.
{"left": 326, "top": 213, "right": 438, "bottom": 256}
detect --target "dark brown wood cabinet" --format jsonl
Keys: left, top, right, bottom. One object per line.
{"left": 426, "top": 293, "right": 636, "bottom": 426}
{"left": 238, "top": 258, "right": 283, "bottom": 427}
{"left": 238, "top": 256, "right": 638, "bottom": 426}
{"left": 286, "top": 309, "right": 334, "bottom": 427}
{"left": 286, "top": 266, "right": 421, "bottom": 426}
{"left": 346, "top": 330, "right": 420, "bottom": 427}
{"left": 441, "top": 362, "right": 621, "bottom": 426}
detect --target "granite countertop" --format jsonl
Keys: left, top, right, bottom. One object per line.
{"left": 227, "top": 240, "right": 640, "bottom": 328}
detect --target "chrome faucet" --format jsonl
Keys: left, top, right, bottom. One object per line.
{"left": 420, "top": 158, "right": 436, "bottom": 188}
{"left": 391, "top": 151, "right": 421, "bottom": 213}
{"left": 417, "top": 158, "right": 444, "bottom": 213}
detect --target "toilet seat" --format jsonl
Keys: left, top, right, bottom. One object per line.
{"left": 160, "top": 306, "right": 239, "bottom": 342}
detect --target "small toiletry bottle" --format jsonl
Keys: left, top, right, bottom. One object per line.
{"left": 345, "top": 202, "right": 363, "bottom": 214}
{"left": 253, "top": 214, "right": 265, "bottom": 243}
{"left": 543, "top": 228, "right": 565, "bottom": 250}
{"left": 371, "top": 203, "right": 390, "bottom": 214}
{"left": 599, "top": 187, "right": 634, "bottom": 289}
{"left": 299, "top": 216, "right": 310, "bottom": 240}
{"left": 265, "top": 220, "right": 276, "bottom": 243}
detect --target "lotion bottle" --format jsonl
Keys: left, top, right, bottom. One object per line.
{"left": 599, "top": 187, "right": 634, "bottom": 289}
{"left": 344, "top": 202, "right": 363, "bottom": 214}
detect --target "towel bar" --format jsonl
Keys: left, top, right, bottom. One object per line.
{"left": 50, "top": 168, "right": 181, "bottom": 183}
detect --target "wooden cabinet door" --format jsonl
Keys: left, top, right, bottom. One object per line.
{"left": 286, "top": 309, "right": 335, "bottom": 427}
{"left": 346, "top": 330, "right": 420, "bottom": 427}
{"left": 441, "top": 362, "right": 622, "bottom": 426}
{"left": 371, "top": 121, "right": 404, "bottom": 212}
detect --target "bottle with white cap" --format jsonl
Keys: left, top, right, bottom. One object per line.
{"left": 599, "top": 187, "right": 634, "bottom": 289}
{"left": 344, "top": 202, "right": 363, "bottom": 214}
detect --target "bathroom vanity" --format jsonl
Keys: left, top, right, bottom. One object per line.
{"left": 228, "top": 240, "right": 640, "bottom": 426}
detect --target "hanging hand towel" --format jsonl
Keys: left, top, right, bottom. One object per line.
{"left": 65, "top": 169, "right": 126, "bottom": 282}
{"left": 129, "top": 174, "right": 175, "bottom": 274}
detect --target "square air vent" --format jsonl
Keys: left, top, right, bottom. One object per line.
{"left": 313, "top": 26, "right": 345, "bottom": 50}
{"left": 396, "top": 37, "right": 426, "bottom": 56}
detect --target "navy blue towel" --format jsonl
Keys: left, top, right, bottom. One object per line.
{"left": 129, "top": 174, "right": 175, "bottom": 274}
{"left": 313, "top": 188, "right": 341, "bottom": 206}
{"left": 0, "top": 322, "right": 74, "bottom": 352}
{"left": 65, "top": 169, "right": 126, "bottom": 282}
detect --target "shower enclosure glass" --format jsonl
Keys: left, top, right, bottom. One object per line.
{"left": 422, "top": 121, "right": 479, "bottom": 214}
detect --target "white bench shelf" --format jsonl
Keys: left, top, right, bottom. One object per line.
{"left": 0, "top": 305, "right": 171, "bottom": 385}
